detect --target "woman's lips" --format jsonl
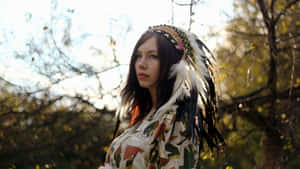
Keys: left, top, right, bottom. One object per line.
{"left": 137, "top": 73, "right": 149, "bottom": 79}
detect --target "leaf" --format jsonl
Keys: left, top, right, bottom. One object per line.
{"left": 103, "top": 146, "right": 109, "bottom": 152}
{"left": 109, "top": 37, "right": 116, "bottom": 46}
{"left": 257, "top": 106, "right": 263, "bottom": 113}
{"left": 296, "top": 77, "right": 300, "bottom": 84}
{"left": 282, "top": 21, "right": 287, "bottom": 33}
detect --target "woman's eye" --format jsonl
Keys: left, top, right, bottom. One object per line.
{"left": 150, "top": 55, "right": 159, "bottom": 59}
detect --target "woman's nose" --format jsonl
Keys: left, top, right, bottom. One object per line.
{"left": 137, "top": 56, "right": 147, "bottom": 68}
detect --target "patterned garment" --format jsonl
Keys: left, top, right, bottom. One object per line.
{"left": 105, "top": 105, "right": 199, "bottom": 169}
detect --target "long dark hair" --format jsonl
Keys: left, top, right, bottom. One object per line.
{"left": 120, "top": 31, "right": 182, "bottom": 124}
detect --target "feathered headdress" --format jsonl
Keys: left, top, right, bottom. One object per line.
{"left": 147, "top": 25, "right": 223, "bottom": 150}
{"left": 147, "top": 25, "right": 217, "bottom": 117}
{"left": 115, "top": 25, "right": 224, "bottom": 150}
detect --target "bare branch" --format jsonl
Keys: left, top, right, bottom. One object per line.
{"left": 231, "top": 85, "right": 268, "bottom": 101}
{"left": 219, "top": 86, "right": 300, "bottom": 129}
{"left": 257, "top": 0, "right": 271, "bottom": 27}
{"left": 287, "top": 32, "right": 297, "bottom": 109}
{"left": 274, "top": 0, "right": 300, "bottom": 24}
{"left": 174, "top": 0, "right": 194, "bottom": 6}
{"left": 228, "top": 29, "right": 267, "bottom": 37}
{"left": 188, "top": 0, "right": 194, "bottom": 31}
{"left": 270, "top": 0, "right": 277, "bottom": 17}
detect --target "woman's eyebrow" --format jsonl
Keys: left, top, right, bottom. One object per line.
{"left": 136, "top": 49, "right": 158, "bottom": 55}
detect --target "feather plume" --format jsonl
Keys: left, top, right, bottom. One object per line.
{"left": 156, "top": 60, "right": 188, "bottom": 116}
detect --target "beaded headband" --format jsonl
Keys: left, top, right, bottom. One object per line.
{"left": 147, "top": 25, "right": 194, "bottom": 62}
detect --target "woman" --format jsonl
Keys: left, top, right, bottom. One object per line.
{"left": 99, "top": 24, "right": 224, "bottom": 169}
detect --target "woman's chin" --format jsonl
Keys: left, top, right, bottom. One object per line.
{"left": 138, "top": 82, "right": 149, "bottom": 89}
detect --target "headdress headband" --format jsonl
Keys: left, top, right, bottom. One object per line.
{"left": 147, "top": 25, "right": 194, "bottom": 63}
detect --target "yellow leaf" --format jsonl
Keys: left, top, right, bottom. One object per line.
{"left": 36, "top": 164, "right": 40, "bottom": 169}
{"left": 74, "top": 144, "right": 79, "bottom": 151}
{"left": 104, "top": 146, "right": 109, "bottom": 152}
{"left": 226, "top": 166, "right": 233, "bottom": 169}
{"left": 202, "top": 154, "right": 209, "bottom": 160}
{"left": 284, "top": 145, "right": 288, "bottom": 150}
{"left": 218, "top": 73, "right": 227, "bottom": 81}
{"left": 296, "top": 77, "right": 300, "bottom": 84}
{"left": 223, "top": 115, "right": 231, "bottom": 125}
{"left": 250, "top": 45, "right": 255, "bottom": 49}
{"left": 257, "top": 76, "right": 263, "bottom": 83}
{"left": 282, "top": 22, "right": 287, "bottom": 33}
{"left": 257, "top": 107, "right": 263, "bottom": 113}
{"left": 109, "top": 37, "right": 116, "bottom": 46}
{"left": 291, "top": 5, "right": 295, "bottom": 10}
{"left": 281, "top": 113, "right": 286, "bottom": 119}
{"left": 63, "top": 124, "right": 72, "bottom": 132}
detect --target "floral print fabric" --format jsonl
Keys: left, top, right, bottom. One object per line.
{"left": 105, "top": 105, "right": 199, "bottom": 169}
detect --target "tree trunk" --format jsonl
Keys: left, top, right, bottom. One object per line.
{"left": 261, "top": 129, "right": 283, "bottom": 169}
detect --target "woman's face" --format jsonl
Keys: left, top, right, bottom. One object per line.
{"left": 134, "top": 36, "right": 160, "bottom": 90}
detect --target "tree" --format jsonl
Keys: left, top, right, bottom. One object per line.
{"left": 0, "top": 0, "right": 130, "bottom": 168}
{"left": 0, "top": 76, "right": 116, "bottom": 169}
{"left": 214, "top": 0, "right": 300, "bottom": 168}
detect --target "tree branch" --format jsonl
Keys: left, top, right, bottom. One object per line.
{"left": 231, "top": 85, "right": 268, "bottom": 101}
{"left": 174, "top": 0, "right": 194, "bottom": 6}
{"left": 274, "top": 0, "right": 300, "bottom": 24}
{"left": 270, "top": 0, "right": 277, "bottom": 18}
{"left": 219, "top": 86, "right": 300, "bottom": 129}
{"left": 257, "top": 0, "right": 271, "bottom": 27}
{"left": 228, "top": 29, "right": 267, "bottom": 37}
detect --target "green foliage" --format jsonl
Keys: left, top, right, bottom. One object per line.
{"left": 0, "top": 82, "right": 114, "bottom": 169}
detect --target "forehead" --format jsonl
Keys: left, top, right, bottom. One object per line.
{"left": 137, "top": 36, "right": 158, "bottom": 53}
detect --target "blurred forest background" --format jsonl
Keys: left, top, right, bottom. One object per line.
{"left": 0, "top": 0, "right": 299, "bottom": 169}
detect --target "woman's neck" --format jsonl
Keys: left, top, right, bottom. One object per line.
{"left": 148, "top": 87, "right": 157, "bottom": 109}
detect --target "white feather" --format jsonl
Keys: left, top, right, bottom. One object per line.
{"left": 156, "top": 60, "right": 188, "bottom": 116}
